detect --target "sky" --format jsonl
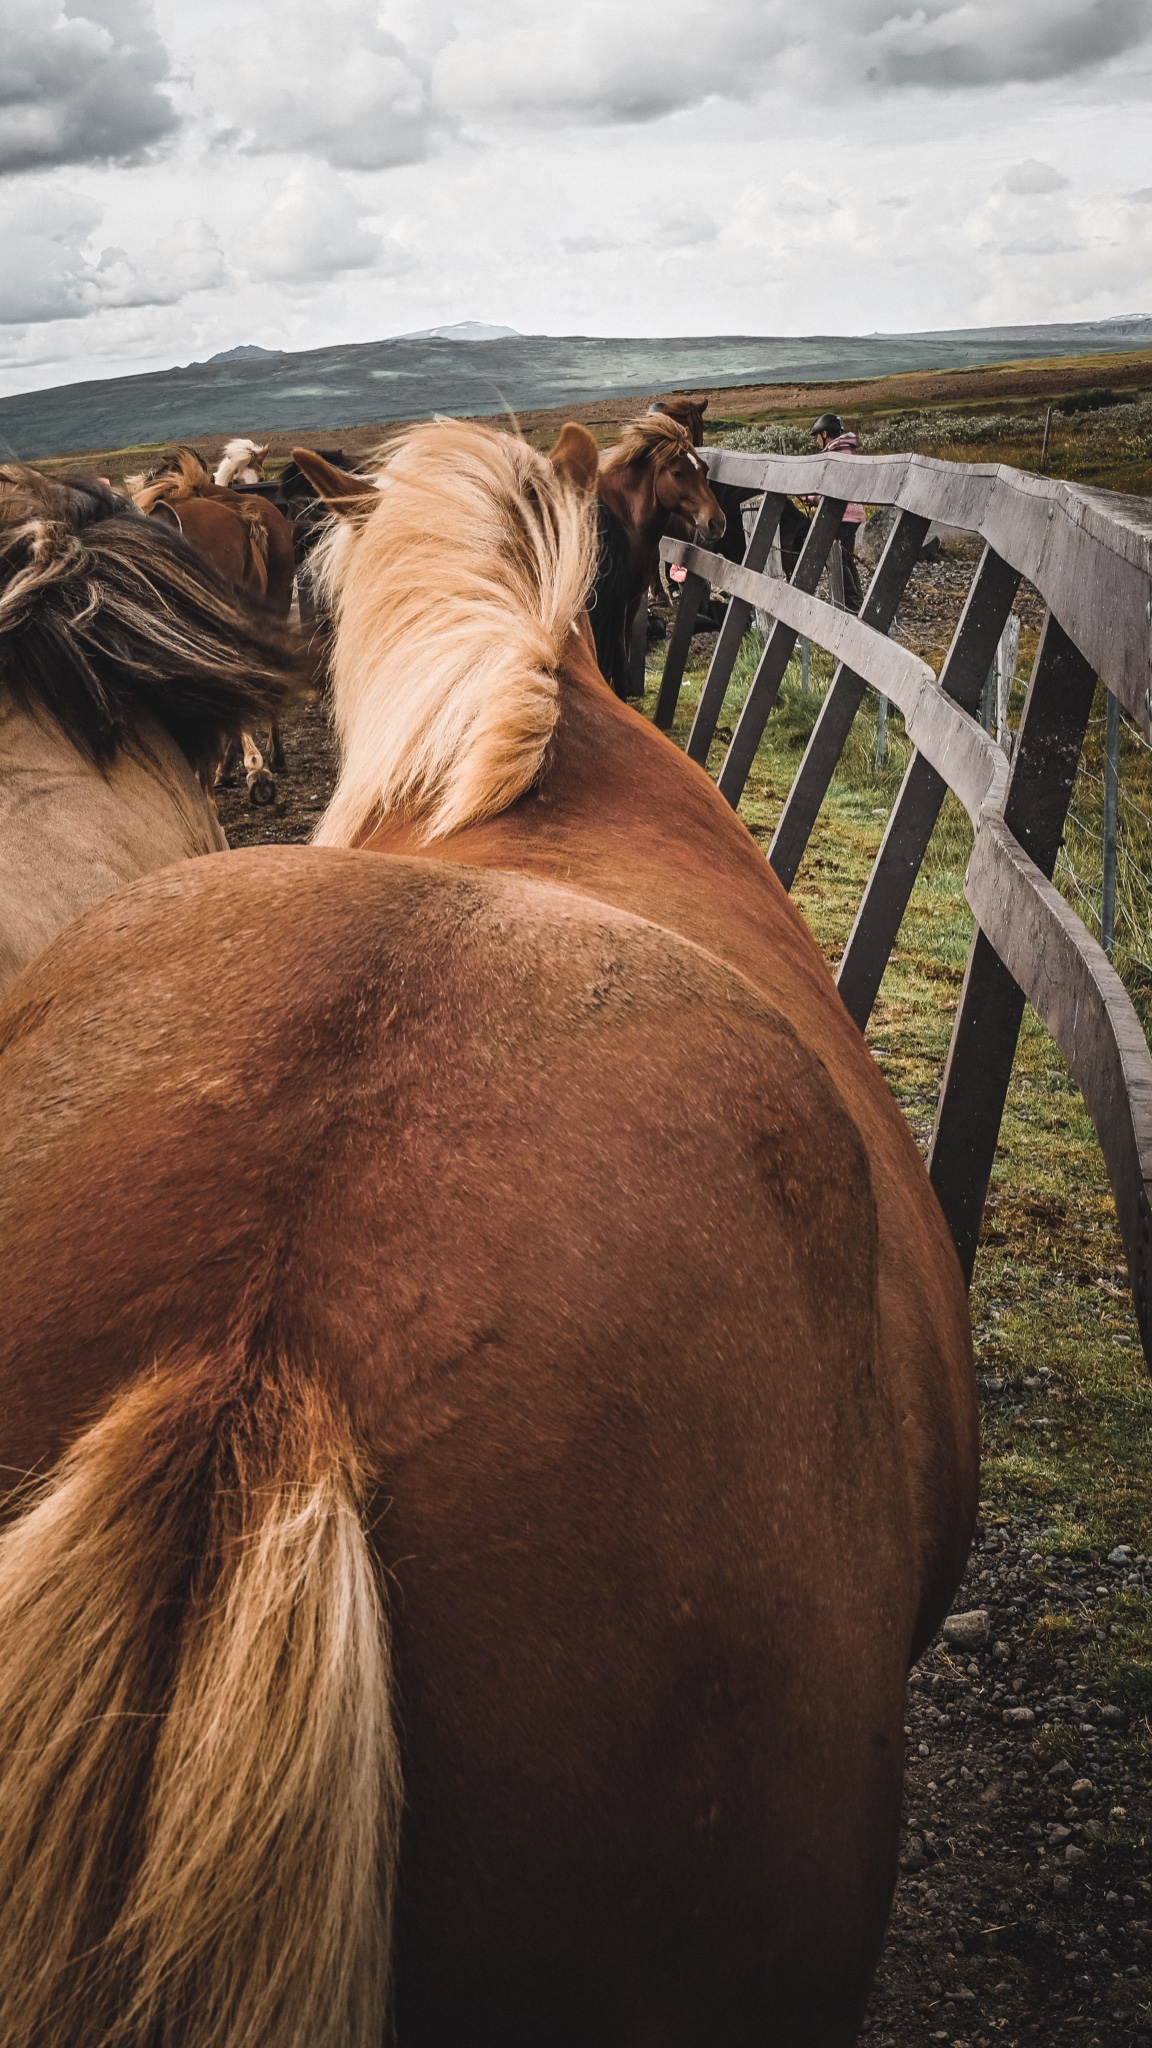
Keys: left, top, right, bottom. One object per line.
{"left": 1, "top": 0, "right": 1151, "bottom": 397}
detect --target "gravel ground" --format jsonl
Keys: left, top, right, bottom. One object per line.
{"left": 868, "top": 1515, "right": 1151, "bottom": 2047}
{"left": 214, "top": 565, "right": 1151, "bottom": 2048}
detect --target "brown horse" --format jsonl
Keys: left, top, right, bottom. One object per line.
{"left": 648, "top": 392, "right": 708, "bottom": 446}
{"left": 0, "top": 420, "right": 975, "bottom": 2048}
{"left": 131, "top": 448, "right": 296, "bottom": 794}
{"left": 555, "top": 413, "right": 725, "bottom": 698}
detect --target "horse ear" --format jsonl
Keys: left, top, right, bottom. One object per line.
{"left": 546, "top": 424, "right": 600, "bottom": 495}
{"left": 289, "top": 447, "right": 376, "bottom": 517}
{"left": 698, "top": 398, "right": 709, "bottom": 416}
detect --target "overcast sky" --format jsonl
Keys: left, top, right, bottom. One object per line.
{"left": 2, "top": 0, "right": 1150, "bottom": 397}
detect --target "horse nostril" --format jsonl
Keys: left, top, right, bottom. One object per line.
{"left": 709, "top": 514, "right": 726, "bottom": 540}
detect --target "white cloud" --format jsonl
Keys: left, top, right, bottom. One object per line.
{"left": 0, "top": 188, "right": 226, "bottom": 322}
{"left": 90, "top": 217, "right": 227, "bottom": 305}
{"left": 432, "top": 0, "right": 1152, "bottom": 130}
{"left": 177, "top": 0, "right": 448, "bottom": 169}
{"left": 844, "top": 0, "right": 1152, "bottom": 91}
{"left": 0, "top": 0, "right": 178, "bottom": 175}
{"left": 2, "top": 0, "right": 1151, "bottom": 393}
{"left": 1004, "top": 159, "right": 1071, "bottom": 194}
{"left": 232, "top": 165, "right": 390, "bottom": 283}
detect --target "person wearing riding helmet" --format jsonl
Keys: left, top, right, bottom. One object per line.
{"left": 810, "top": 413, "right": 865, "bottom": 613}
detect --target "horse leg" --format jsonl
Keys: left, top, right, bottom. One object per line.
{"left": 241, "top": 731, "right": 276, "bottom": 806}
{"left": 269, "top": 722, "right": 286, "bottom": 773}
{"left": 215, "top": 735, "right": 241, "bottom": 787}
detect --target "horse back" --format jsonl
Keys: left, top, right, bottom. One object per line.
{"left": 362, "top": 648, "right": 978, "bottom": 1652}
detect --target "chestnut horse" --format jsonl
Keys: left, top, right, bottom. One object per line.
{"left": 578, "top": 412, "right": 726, "bottom": 697}
{"left": 0, "top": 421, "right": 975, "bottom": 2048}
{"left": 0, "top": 464, "right": 306, "bottom": 994}
{"left": 131, "top": 448, "right": 296, "bottom": 793}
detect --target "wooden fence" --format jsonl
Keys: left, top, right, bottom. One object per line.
{"left": 654, "top": 449, "right": 1152, "bottom": 1365}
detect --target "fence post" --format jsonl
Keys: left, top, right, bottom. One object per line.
{"left": 835, "top": 545, "right": 1022, "bottom": 1031}
{"left": 875, "top": 692, "right": 888, "bottom": 769}
{"left": 1103, "top": 685, "right": 1120, "bottom": 956}
{"left": 980, "top": 664, "right": 995, "bottom": 731}
{"left": 996, "top": 613, "right": 1020, "bottom": 751}
{"left": 684, "top": 490, "right": 788, "bottom": 764}
{"left": 829, "top": 537, "right": 846, "bottom": 611}
{"left": 927, "top": 612, "right": 1098, "bottom": 1282}
{"left": 767, "top": 509, "right": 930, "bottom": 884}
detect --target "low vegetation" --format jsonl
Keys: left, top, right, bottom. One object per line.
{"left": 709, "top": 380, "right": 1152, "bottom": 499}
{"left": 640, "top": 617, "right": 1152, "bottom": 1769}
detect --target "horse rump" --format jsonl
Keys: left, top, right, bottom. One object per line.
{"left": 0, "top": 1355, "right": 400, "bottom": 2048}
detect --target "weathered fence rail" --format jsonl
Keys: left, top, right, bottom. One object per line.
{"left": 656, "top": 449, "right": 1152, "bottom": 1364}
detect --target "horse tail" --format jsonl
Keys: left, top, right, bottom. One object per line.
{"left": 0, "top": 1357, "right": 401, "bottom": 2048}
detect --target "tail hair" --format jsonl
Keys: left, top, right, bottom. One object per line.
{"left": 0, "top": 1358, "right": 400, "bottom": 2048}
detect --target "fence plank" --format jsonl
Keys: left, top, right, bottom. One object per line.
{"left": 928, "top": 612, "right": 1099, "bottom": 1281}
{"left": 712, "top": 497, "right": 846, "bottom": 806}
{"left": 653, "top": 571, "right": 709, "bottom": 729}
{"left": 686, "top": 492, "right": 787, "bottom": 765}
{"left": 836, "top": 546, "right": 1022, "bottom": 1029}
{"left": 767, "top": 510, "right": 930, "bottom": 889}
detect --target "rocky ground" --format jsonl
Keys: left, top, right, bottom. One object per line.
{"left": 214, "top": 544, "right": 1151, "bottom": 2048}
{"left": 867, "top": 1516, "right": 1151, "bottom": 2048}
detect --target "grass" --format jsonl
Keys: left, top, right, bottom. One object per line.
{"left": 707, "top": 382, "right": 1152, "bottom": 499}
{"left": 639, "top": 613, "right": 1152, "bottom": 1743}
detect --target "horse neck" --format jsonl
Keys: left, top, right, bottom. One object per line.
{"left": 0, "top": 695, "right": 225, "bottom": 994}
{"left": 597, "top": 461, "right": 668, "bottom": 574}
{"left": 359, "top": 637, "right": 818, "bottom": 1016}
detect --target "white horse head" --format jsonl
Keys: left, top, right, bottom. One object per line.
{"left": 214, "top": 439, "right": 269, "bottom": 488}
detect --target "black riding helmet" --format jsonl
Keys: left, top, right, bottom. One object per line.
{"left": 811, "top": 413, "right": 843, "bottom": 440}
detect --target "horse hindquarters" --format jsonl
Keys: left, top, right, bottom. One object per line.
{"left": 0, "top": 849, "right": 922, "bottom": 2046}
{"left": 0, "top": 1355, "right": 400, "bottom": 2048}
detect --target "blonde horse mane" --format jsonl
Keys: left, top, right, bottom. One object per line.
{"left": 600, "top": 412, "right": 696, "bottom": 475}
{"left": 214, "top": 439, "right": 269, "bottom": 488}
{"left": 128, "top": 447, "right": 212, "bottom": 514}
{"left": 312, "top": 419, "right": 598, "bottom": 849}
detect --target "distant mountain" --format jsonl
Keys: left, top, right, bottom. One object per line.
{"left": 393, "top": 321, "right": 520, "bottom": 342}
{"left": 206, "top": 344, "right": 284, "bottom": 364}
{"left": 3, "top": 317, "right": 1151, "bottom": 460}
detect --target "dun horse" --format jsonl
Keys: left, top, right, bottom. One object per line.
{"left": 0, "top": 465, "right": 305, "bottom": 994}
{"left": 0, "top": 421, "right": 975, "bottom": 2047}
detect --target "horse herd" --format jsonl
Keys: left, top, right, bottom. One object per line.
{"left": 0, "top": 409, "right": 976, "bottom": 2046}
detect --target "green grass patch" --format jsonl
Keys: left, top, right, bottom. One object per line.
{"left": 639, "top": 617, "right": 1152, "bottom": 1769}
